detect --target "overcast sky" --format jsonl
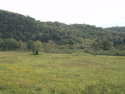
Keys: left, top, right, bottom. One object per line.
{"left": 0, "top": 0, "right": 125, "bottom": 28}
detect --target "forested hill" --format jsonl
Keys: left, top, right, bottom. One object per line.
{"left": 1, "top": 9, "right": 124, "bottom": 42}
{"left": 106, "top": 27, "right": 125, "bottom": 32}
{"left": 1, "top": 9, "right": 125, "bottom": 55}
{"left": 0, "top": 9, "right": 105, "bottom": 42}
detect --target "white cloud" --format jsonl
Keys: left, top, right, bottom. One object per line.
{"left": 0, "top": 0, "right": 125, "bottom": 27}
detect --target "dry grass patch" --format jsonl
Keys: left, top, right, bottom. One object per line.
{"left": 62, "top": 60, "right": 109, "bottom": 68}
{"left": 37, "top": 64, "right": 58, "bottom": 68}
{"left": 19, "top": 80, "right": 31, "bottom": 88}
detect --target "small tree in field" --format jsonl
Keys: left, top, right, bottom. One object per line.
{"left": 32, "top": 40, "right": 42, "bottom": 55}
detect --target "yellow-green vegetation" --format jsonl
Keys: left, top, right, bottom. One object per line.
{"left": 0, "top": 51, "right": 125, "bottom": 94}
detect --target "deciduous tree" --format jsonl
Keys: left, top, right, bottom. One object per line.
{"left": 32, "top": 40, "right": 42, "bottom": 55}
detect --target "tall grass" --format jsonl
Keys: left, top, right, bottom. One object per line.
{"left": 0, "top": 51, "right": 125, "bottom": 94}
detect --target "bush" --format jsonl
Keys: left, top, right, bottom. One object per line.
{"left": 1, "top": 38, "right": 20, "bottom": 51}
{"left": 84, "top": 49, "right": 93, "bottom": 54}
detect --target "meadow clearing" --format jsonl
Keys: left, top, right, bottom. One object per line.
{"left": 0, "top": 51, "right": 125, "bottom": 94}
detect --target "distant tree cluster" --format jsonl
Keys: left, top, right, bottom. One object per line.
{"left": 1, "top": 9, "right": 125, "bottom": 55}
{"left": 0, "top": 38, "right": 19, "bottom": 51}
{"left": 106, "top": 27, "right": 125, "bottom": 32}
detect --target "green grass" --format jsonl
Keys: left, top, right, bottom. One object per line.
{"left": 0, "top": 51, "right": 125, "bottom": 94}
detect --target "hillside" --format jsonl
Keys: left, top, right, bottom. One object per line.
{"left": 106, "top": 26, "right": 125, "bottom": 32}
{"left": 0, "top": 9, "right": 123, "bottom": 42}
{"left": 0, "top": 9, "right": 125, "bottom": 55}
{"left": 0, "top": 10, "right": 102, "bottom": 42}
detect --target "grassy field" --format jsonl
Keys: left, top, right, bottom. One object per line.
{"left": 0, "top": 51, "right": 125, "bottom": 94}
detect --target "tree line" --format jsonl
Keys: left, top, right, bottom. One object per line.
{"left": 1, "top": 9, "right": 125, "bottom": 55}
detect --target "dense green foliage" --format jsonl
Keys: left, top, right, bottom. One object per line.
{"left": 32, "top": 40, "right": 42, "bottom": 55}
{"left": 106, "top": 26, "right": 125, "bottom": 32}
{"left": 0, "top": 9, "right": 125, "bottom": 55}
{"left": 0, "top": 38, "right": 19, "bottom": 51}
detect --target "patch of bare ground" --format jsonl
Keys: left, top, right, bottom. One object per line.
{"left": 0, "top": 57, "right": 6, "bottom": 59}
{"left": 62, "top": 60, "right": 109, "bottom": 67}
{"left": 0, "top": 57, "right": 15, "bottom": 64}
{"left": 37, "top": 64, "right": 57, "bottom": 68}
{"left": 0, "top": 60, "right": 15, "bottom": 64}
